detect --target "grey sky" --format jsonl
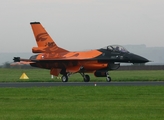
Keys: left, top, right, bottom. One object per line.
{"left": 1, "top": 0, "right": 164, "bottom": 52}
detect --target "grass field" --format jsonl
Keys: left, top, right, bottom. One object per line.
{"left": 0, "top": 68, "right": 164, "bottom": 120}
{"left": 0, "top": 86, "right": 163, "bottom": 120}
{"left": 0, "top": 68, "right": 164, "bottom": 82}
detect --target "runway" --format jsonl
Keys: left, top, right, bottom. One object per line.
{"left": 0, "top": 81, "right": 164, "bottom": 87}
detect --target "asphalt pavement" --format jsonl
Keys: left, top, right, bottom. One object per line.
{"left": 0, "top": 81, "right": 164, "bottom": 87}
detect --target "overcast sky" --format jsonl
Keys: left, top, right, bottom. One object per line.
{"left": 1, "top": 0, "right": 164, "bottom": 53}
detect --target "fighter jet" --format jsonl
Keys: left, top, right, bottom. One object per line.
{"left": 13, "top": 22, "right": 149, "bottom": 82}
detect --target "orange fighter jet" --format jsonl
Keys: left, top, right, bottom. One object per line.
{"left": 13, "top": 22, "right": 149, "bottom": 82}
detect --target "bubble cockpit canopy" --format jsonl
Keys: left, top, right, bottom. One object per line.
{"left": 101, "top": 45, "right": 129, "bottom": 53}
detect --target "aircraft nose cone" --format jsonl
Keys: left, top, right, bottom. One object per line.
{"left": 130, "top": 54, "right": 149, "bottom": 63}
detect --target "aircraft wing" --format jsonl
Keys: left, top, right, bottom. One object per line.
{"left": 12, "top": 57, "right": 97, "bottom": 76}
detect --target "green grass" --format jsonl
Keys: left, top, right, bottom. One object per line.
{"left": 0, "top": 86, "right": 163, "bottom": 120}
{"left": 0, "top": 68, "right": 164, "bottom": 82}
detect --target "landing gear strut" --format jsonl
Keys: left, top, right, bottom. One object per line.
{"left": 60, "top": 69, "right": 69, "bottom": 82}
{"left": 80, "top": 73, "right": 90, "bottom": 82}
{"left": 106, "top": 72, "right": 111, "bottom": 82}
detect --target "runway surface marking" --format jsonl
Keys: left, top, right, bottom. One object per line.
{"left": 0, "top": 81, "right": 164, "bottom": 87}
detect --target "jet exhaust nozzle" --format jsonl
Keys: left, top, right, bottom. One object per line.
{"left": 13, "top": 57, "right": 20, "bottom": 62}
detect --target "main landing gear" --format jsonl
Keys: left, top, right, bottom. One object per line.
{"left": 61, "top": 73, "right": 72, "bottom": 82}
{"left": 61, "top": 73, "right": 90, "bottom": 82}
{"left": 61, "top": 75, "right": 68, "bottom": 82}
{"left": 80, "top": 73, "right": 90, "bottom": 82}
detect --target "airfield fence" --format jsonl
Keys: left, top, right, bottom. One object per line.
{"left": 118, "top": 65, "right": 164, "bottom": 70}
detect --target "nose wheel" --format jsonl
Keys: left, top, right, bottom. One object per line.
{"left": 106, "top": 76, "right": 111, "bottom": 82}
{"left": 106, "top": 72, "right": 111, "bottom": 82}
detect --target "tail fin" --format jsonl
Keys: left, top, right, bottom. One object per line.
{"left": 30, "top": 22, "right": 68, "bottom": 53}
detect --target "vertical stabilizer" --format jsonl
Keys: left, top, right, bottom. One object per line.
{"left": 30, "top": 22, "right": 68, "bottom": 53}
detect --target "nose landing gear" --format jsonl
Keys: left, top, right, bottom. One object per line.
{"left": 106, "top": 72, "right": 111, "bottom": 82}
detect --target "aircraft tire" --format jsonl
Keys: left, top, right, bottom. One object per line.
{"left": 106, "top": 76, "right": 111, "bottom": 82}
{"left": 62, "top": 75, "right": 68, "bottom": 82}
{"left": 84, "top": 75, "right": 90, "bottom": 82}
